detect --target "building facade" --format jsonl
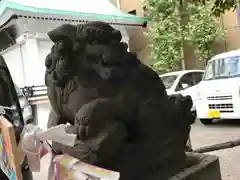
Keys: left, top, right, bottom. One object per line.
{"left": 108, "top": 0, "right": 150, "bottom": 65}
{"left": 221, "top": 9, "right": 240, "bottom": 51}
{"left": 111, "top": 0, "right": 240, "bottom": 69}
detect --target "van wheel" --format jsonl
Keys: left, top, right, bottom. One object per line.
{"left": 200, "top": 119, "right": 213, "bottom": 125}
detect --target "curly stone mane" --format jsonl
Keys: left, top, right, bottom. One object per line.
{"left": 74, "top": 22, "right": 140, "bottom": 69}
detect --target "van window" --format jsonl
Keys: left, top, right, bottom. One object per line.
{"left": 203, "top": 56, "right": 240, "bottom": 80}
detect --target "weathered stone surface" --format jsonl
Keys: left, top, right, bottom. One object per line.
{"left": 45, "top": 21, "right": 195, "bottom": 180}
{"left": 170, "top": 153, "right": 222, "bottom": 180}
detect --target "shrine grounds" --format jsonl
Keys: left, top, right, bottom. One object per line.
{"left": 33, "top": 104, "right": 240, "bottom": 180}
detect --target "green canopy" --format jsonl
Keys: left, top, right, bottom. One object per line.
{"left": 0, "top": 0, "right": 147, "bottom": 26}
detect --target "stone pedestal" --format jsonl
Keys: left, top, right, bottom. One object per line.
{"left": 170, "top": 153, "right": 222, "bottom": 180}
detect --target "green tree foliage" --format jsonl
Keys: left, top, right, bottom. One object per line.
{"left": 196, "top": 0, "right": 240, "bottom": 16}
{"left": 144, "top": 0, "right": 225, "bottom": 73}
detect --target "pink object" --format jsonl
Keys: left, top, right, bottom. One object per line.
{"left": 39, "top": 145, "right": 48, "bottom": 158}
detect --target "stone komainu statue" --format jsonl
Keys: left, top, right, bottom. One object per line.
{"left": 45, "top": 21, "right": 195, "bottom": 180}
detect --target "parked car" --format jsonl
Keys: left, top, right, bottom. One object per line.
{"left": 196, "top": 49, "right": 240, "bottom": 125}
{"left": 14, "top": 84, "right": 33, "bottom": 124}
{"left": 159, "top": 70, "right": 204, "bottom": 114}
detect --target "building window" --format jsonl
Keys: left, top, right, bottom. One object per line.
{"left": 128, "top": 10, "right": 137, "bottom": 15}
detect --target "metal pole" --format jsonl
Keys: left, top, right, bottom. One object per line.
{"left": 31, "top": 104, "right": 38, "bottom": 125}
{"left": 193, "top": 139, "right": 240, "bottom": 153}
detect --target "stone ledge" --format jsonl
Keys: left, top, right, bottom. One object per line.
{"left": 170, "top": 152, "right": 222, "bottom": 180}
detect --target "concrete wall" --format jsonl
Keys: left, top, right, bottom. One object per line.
{"left": 119, "top": 0, "right": 144, "bottom": 16}
{"left": 118, "top": 0, "right": 150, "bottom": 65}
{"left": 221, "top": 10, "right": 240, "bottom": 51}
{"left": 1, "top": 44, "right": 26, "bottom": 87}
{"left": 1, "top": 38, "right": 53, "bottom": 87}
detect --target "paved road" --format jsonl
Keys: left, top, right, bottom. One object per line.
{"left": 191, "top": 119, "right": 240, "bottom": 180}
{"left": 33, "top": 107, "right": 240, "bottom": 179}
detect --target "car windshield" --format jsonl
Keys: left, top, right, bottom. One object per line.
{"left": 203, "top": 56, "right": 240, "bottom": 81}
{"left": 161, "top": 75, "right": 178, "bottom": 89}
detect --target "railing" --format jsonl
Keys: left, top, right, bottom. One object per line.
{"left": 20, "top": 85, "right": 49, "bottom": 124}
{"left": 20, "top": 85, "right": 49, "bottom": 105}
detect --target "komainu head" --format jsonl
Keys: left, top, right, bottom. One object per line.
{"left": 45, "top": 21, "right": 140, "bottom": 86}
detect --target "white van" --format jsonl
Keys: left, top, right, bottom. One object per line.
{"left": 196, "top": 50, "right": 240, "bottom": 125}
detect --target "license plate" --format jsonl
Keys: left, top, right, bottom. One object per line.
{"left": 207, "top": 110, "right": 220, "bottom": 118}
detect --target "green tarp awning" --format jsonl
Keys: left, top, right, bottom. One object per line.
{"left": 0, "top": 0, "right": 147, "bottom": 26}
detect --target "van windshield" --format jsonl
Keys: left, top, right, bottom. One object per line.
{"left": 203, "top": 56, "right": 240, "bottom": 81}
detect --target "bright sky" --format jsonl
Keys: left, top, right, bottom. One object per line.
{"left": 7, "top": 0, "right": 126, "bottom": 16}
